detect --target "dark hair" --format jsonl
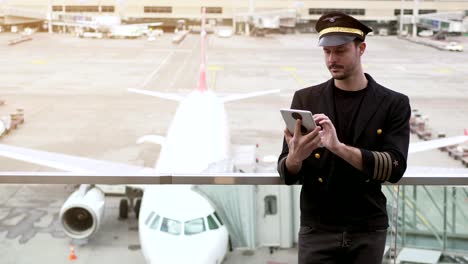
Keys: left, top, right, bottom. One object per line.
{"left": 353, "top": 38, "right": 364, "bottom": 46}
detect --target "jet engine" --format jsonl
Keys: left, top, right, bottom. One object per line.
{"left": 59, "top": 184, "right": 105, "bottom": 240}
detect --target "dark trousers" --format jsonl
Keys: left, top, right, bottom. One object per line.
{"left": 298, "top": 226, "right": 387, "bottom": 264}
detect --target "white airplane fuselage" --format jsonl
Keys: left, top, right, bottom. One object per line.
{"left": 139, "top": 90, "right": 230, "bottom": 264}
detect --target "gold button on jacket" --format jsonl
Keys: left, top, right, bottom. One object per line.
{"left": 314, "top": 153, "right": 321, "bottom": 159}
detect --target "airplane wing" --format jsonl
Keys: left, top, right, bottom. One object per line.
{"left": 128, "top": 88, "right": 184, "bottom": 102}
{"left": 137, "top": 135, "right": 166, "bottom": 145}
{"left": 409, "top": 135, "right": 468, "bottom": 154}
{"left": 0, "top": 143, "right": 150, "bottom": 175}
{"left": 404, "top": 166, "right": 468, "bottom": 178}
{"left": 221, "top": 89, "right": 280, "bottom": 103}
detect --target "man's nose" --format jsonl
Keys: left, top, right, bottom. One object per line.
{"left": 327, "top": 52, "right": 336, "bottom": 64}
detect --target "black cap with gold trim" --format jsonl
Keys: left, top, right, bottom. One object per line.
{"left": 315, "top": 12, "right": 373, "bottom": 47}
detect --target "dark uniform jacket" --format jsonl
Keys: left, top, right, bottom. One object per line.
{"left": 278, "top": 73, "right": 411, "bottom": 231}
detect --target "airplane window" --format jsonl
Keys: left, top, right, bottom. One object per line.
{"left": 214, "top": 211, "right": 224, "bottom": 226}
{"left": 207, "top": 215, "right": 219, "bottom": 230}
{"left": 149, "top": 214, "right": 161, "bottom": 230}
{"left": 184, "top": 217, "right": 206, "bottom": 235}
{"left": 160, "top": 217, "right": 181, "bottom": 235}
{"left": 144, "top": 211, "right": 155, "bottom": 226}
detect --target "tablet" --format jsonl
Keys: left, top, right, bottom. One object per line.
{"left": 280, "top": 109, "right": 316, "bottom": 135}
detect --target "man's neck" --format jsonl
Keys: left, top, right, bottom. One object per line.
{"left": 334, "top": 71, "right": 368, "bottom": 92}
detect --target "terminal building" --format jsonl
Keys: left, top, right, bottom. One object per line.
{"left": 1, "top": 0, "right": 468, "bottom": 35}
{"left": 1, "top": 1, "right": 468, "bottom": 263}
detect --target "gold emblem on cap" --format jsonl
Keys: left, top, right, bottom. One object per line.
{"left": 324, "top": 16, "right": 341, "bottom": 23}
{"left": 319, "top": 27, "right": 364, "bottom": 37}
{"left": 377, "top": 129, "right": 383, "bottom": 135}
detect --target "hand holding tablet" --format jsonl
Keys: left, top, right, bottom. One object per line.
{"left": 280, "top": 109, "right": 317, "bottom": 135}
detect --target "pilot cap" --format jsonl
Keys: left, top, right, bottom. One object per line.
{"left": 315, "top": 12, "right": 373, "bottom": 47}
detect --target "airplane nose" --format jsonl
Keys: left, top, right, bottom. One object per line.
{"left": 149, "top": 254, "right": 210, "bottom": 264}
{"left": 145, "top": 238, "right": 214, "bottom": 264}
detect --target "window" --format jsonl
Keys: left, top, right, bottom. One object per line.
{"left": 160, "top": 217, "right": 181, "bottom": 235}
{"left": 214, "top": 211, "right": 224, "bottom": 226}
{"left": 184, "top": 218, "right": 206, "bottom": 235}
{"left": 419, "top": 9, "right": 437, "bottom": 15}
{"left": 309, "top": 8, "right": 365, "bottom": 16}
{"left": 65, "top": 6, "right": 99, "bottom": 13}
{"left": 394, "top": 9, "right": 413, "bottom": 15}
{"left": 101, "top": 6, "right": 115, "bottom": 13}
{"left": 144, "top": 6, "right": 172, "bottom": 13}
{"left": 52, "top": 6, "right": 63, "bottom": 12}
{"left": 394, "top": 9, "right": 436, "bottom": 16}
{"left": 207, "top": 215, "right": 219, "bottom": 230}
{"left": 149, "top": 214, "right": 161, "bottom": 230}
{"left": 144, "top": 211, "right": 155, "bottom": 226}
{"left": 264, "top": 195, "right": 277, "bottom": 215}
{"left": 205, "top": 7, "right": 223, "bottom": 14}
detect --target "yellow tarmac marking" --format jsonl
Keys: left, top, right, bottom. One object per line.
{"left": 435, "top": 68, "right": 453, "bottom": 74}
{"left": 31, "top": 60, "right": 48, "bottom": 65}
{"left": 281, "top": 66, "right": 304, "bottom": 86}
{"left": 208, "top": 65, "right": 224, "bottom": 90}
{"left": 208, "top": 65, "right": 224, "bottom": 71}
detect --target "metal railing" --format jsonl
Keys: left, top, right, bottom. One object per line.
{"left": 1, "top": 172, "right": 468, "bottom": 185}
{"left": 1, "top": 172, "right": 467, "bottom": 262}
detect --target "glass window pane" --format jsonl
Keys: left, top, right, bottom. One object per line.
{"left": 265, "top": 195, "right": 277, "bottom": 215}
{"left": 144, "top": 211, "right": 155, "bottom": 226}
{"left": 149, "top": 214, "right": 161, "bottom": 230}
{"left": 160, "top": 217, "right": 181, "bottom": 235}
{"left": 184, "top": 217, "right": 206, "bottom": 235}
{"left": 207, "top": 215, "right": 219, "bottom": 230}
{"left": 214, "top": 211, "right": 224, "bottom": 226}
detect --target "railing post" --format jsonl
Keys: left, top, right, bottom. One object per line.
{"left": 452, "top": 187, "right": 456, "bottom": 234}
{"left": 402, "top": 185, "right": 406, "bottom": 246}
{"left": 443, "top": 186, "right": 447, "bottom": 251}
{"left": 413, "top": 185, "right": 417, "bottom": 228}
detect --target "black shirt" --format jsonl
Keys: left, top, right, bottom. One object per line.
{"left": 333, "top": 84, "right": 368, "bottom": 145}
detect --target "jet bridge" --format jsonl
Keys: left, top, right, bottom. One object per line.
{"left": 1, "top": 7, "right": 48, "bottom": 25}
{"left": 399, "top": 11, "right": 466, "bottom": 34}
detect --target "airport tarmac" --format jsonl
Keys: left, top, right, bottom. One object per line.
{"left": 0, "top": 31, "right": 467, "bottom": 263}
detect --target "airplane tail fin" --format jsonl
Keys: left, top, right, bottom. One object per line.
{"left": 197, "top": 7, "right": 208, "bottom": 92}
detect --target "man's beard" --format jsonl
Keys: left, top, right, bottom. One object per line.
{"left": 328, "top": 64, "right": 349, "bottom": 80}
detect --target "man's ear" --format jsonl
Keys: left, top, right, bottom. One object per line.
{"left": 359, "top": 42, "right": 367, "bottom": 55}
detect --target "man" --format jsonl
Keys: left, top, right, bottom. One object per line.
{"left": 277, "top": 12, "right": 411, "bottom": 263}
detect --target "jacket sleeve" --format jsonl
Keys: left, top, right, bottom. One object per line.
{"left": 360, "top": 95, "right": 411, "bottom": 183}
{"left": 277, "top": 91, "right": 322, "bottom": 185}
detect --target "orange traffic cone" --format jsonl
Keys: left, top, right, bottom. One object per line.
{"left": 68, "top": 245, "right": 77, "bottom": 261}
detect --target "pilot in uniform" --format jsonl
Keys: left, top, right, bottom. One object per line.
{"left": 277, "top": 12, "right": 411, "bottom": 264}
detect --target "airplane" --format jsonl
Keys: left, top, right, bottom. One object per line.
{"left": 0, "top": 7, "right": 278, "bottom": 264}
{"left": 1, "top": 8, "right": 468, "bottom": 264}
{"left": 50, "top": 14, "right": 163, "bottom": 38}
{"left": 409, "top": 129, "right": 468, "bottom": 153}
